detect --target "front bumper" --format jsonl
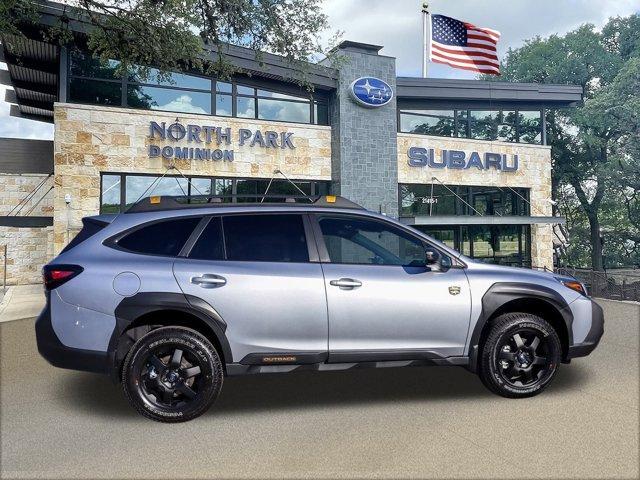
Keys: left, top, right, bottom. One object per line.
{"left": 35, "top": 298, "right": 110, "bottom": 374}
{"left": 567, "top": 300, "right": 604, "bottom": 359}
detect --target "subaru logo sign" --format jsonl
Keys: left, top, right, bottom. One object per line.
{"left": 349, "top": 77, "right": 393, "bottom": 108}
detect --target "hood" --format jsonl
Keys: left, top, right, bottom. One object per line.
{"left": 463, "top": 259, "right": 585, "bottom": 303}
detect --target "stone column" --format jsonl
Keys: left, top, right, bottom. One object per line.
{"left": 322, "top": 42, "right": 398, "bottom": 216}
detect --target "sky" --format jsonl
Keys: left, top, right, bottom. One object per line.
{"left": 1, "top": 0, "right": 639, "bottom": 140}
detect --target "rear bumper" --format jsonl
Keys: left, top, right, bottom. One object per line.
{"left": 567, "top": 300, "right": 604, "bottom": 359}
{"left": 35, "top": 299, "right": 110, "bottom": 375}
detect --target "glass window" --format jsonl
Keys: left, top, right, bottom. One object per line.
{"left": 316, "top": 182, "right": 331, "bottom": 196}
{"left": 125, "top": 176, "right": 188, "bottom": 208}
{"left": 518, "top": 111, "right": 542, "bottom": 144}
{"left": 455, "top": 110, "right": 469, "bottom": 137}
{"left": 235, "top": 179, "right": 258, "bottom": 201}
{"left": 70, "top": 50, "right": 121, "bottom": 79}
{"left": 400, "top": 184, "right": 529, "bottom": 217}
{"left": 223, "top": 215, "right": 309, "bottom": 262}
{"left": 258, "top": 98, "right": 310, "bottom": 123}
{"left": 127, "top": 85, "right": 211, "bottom": 114}
{"left": 400, "top": 184, "right": 465, "bottom": 217}
{"left": 467, "top": 225, "right": 527, "bottom": 266}
{"left": 188, "top": 217, "right": 224, "bottom": 261}
{"left": 69, "top": 78, "right": 122, "bottom": 106}
{"left": 117, "top": 217, "right": 201, "bottom": 256}
{"left": 216, "top": 81, "right": 232, "bottom": 93}
{"left": 215, "top": 93, "right": 232, "bottom": 116}
{"left": 469, "top": 110, "right": 498, "bottom": 140}
{"left": 257, "top": 179, "right": 311, "bottom": 201}
{"left": 314, "top": 102, "right": 329, "bottom": 125}
{"left": 128, "top": 67, "right": 211, "bottom": 90}
{"left": 237, "top": 85, "right": 255, "bottom": 95}
{"left": 101, "top": 175, "right": 121, "bottom": 214}
{"left": 213, "top": 179, "right": 233, "bottom": 197}
{"left": 318, "top": 216, "right": 427, "bottom": 266}
{"left": 497, "top": 111, "right": 517, "bottom": 142}
{"left": 421, "top": 228, "right": 456, "bottom": 249}
{"left": 190, "top": 178, "right": 212, "bottom": 195}
{"left": 236, "top": 97, "right": 255, "bottom": 118}
{"left": 400, "top": 110, "right": 455, "bottom": 136}
{"left": 256, "top": 89, "right": 306, "bottom": 101}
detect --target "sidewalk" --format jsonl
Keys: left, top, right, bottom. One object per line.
{"left": 0, "top": 284, "right": 45, "bottom": 323}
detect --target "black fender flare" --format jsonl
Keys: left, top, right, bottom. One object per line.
{"left": 108, "top": 292, "right": 232, "bottom": 379}
{"left": 467, "top": 282, "right": 573, "bottom": 373}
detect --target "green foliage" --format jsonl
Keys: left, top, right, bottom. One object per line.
{"left": 2, "top": 0, "right": 335, "bottom": 89}
{"left": 485, "top": 15, "right": 640, "bottom": 269}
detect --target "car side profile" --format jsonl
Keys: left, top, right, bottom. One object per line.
{"left": 36, "top": 195, "right": 603, "bottom": 422}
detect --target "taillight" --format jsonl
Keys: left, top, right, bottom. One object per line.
{"left": 43, "top": 265, "right": 84, "bottom": 290}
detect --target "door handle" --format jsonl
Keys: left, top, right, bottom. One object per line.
{"left": 191, "top": 274, "right": 227, "bottom": 288}
{"left": 330, "top": 278, "right": 362, "bottom": 289}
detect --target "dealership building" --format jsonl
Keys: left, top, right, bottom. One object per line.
{"left": 0, "top": 1, "right": 582, "bottom": 285}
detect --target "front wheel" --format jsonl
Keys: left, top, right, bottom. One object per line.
{"left": 122, "top": 326, "right": 223, "bottom": 422}
{"left": 479, "top": 313, "right": 562, "bottom": 398}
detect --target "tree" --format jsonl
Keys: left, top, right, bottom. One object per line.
{"left": 1, "top": 0, "right": 334, "bottom": 87}
{"left": 486, "top": 16, "right": 640, "bottom": 270}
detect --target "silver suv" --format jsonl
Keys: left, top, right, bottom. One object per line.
{"left": 36, "top": 195, "right": 603, "bottom": 422}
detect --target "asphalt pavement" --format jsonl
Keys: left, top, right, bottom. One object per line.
{"left": 1, "top": 299, "right": 638, "bottom": 479}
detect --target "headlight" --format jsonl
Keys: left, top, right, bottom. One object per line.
{"left": 556, "top": 278, "right": 588, "bottom": 296}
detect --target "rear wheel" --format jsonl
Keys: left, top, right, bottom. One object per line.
{"left": 122, "top": 326, "right": 223, "bottom": 422}
{"left": 479, "top": 313, "right": 561, "bottom": 398}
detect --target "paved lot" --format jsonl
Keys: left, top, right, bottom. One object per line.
{"left": 1, "top": 299, "right": 638, "bottom": 479}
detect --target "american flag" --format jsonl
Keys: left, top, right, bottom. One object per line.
{"left": 429, "top": 14, "right": 501, "bottom": 75}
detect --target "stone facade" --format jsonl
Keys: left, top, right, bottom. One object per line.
{"left": 0, "top": 226, "right": 53, "bottom": 285}
{"left": 0, "top": 173, "right": 53, "bottom": 216}
{"left": 0, "top": 174, "right": 54, "bottom": 285}
{"left": 397, "top": 133, "right": 554, "bottom": 269}
{"left": 324, "top": 47, "right": 398, "bottom": 215}
{"left": 53, "top": 103, "right": 332, "bottom": 253}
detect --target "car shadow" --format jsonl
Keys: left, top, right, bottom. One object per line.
{"left": 59, "top": 362, "right": 590, "bottom": 418}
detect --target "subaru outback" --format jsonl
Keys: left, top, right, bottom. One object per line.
{"left": 35, "top": 195, "right": 603, "bottom": 422}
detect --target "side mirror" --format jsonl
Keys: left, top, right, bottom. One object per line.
{"left": 425, "top": 247, "right": 440, "bottom": 265}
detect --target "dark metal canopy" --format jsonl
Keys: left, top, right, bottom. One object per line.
{"left": 396, "top": 77, "right": 583, "bottom": 109}
{"left": 400, "top": 215, "right": 567, "bottom": 226}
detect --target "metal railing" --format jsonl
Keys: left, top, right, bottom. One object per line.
{"left": 552, "top": 267, "right": 640, "bottom": 301}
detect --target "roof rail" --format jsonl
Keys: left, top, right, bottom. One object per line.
{"left": 125, "top": 194, "right": 364, "bottom": 213}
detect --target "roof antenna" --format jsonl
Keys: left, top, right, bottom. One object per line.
{"left": 260, "top": 169, "right": 313, "bottom": 203}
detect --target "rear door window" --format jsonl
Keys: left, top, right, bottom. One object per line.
{"left": 222, "top": 214, "right": 309, "bottom": 262}
{"left": 188, "top": 217, "right": 225, "bottom": 261}
{"left": 117, "top": 217, "right": 201, "bottom": 256}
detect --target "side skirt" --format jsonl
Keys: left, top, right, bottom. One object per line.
{"left": 226, "top": 356, "right": 469, "bottom": 376}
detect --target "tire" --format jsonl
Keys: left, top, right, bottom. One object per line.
{"left": 122, "top": 326, "right": 223, "bottom": 423}
{"left": 478, "top": 313, "right": 562, "bottom": 398}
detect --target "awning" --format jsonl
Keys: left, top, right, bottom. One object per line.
{"left": 400, "top": 215, "right": 566, "bottom": 226}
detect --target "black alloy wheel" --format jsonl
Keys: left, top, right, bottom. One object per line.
{"left": 122, "top": 326, "right": 223, "bottom": 422}
{"left": 479, "top": 313, "right": 562, "bottom": 398}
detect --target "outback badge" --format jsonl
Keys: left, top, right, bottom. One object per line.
{"left": 449, "top": 286, "right": 461, "bottom": 296}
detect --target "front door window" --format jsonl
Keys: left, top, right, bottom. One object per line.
{"left": 318, "top": 216, "right": 428, "bottom": 266}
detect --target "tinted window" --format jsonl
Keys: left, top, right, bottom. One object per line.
{"left": 189, "top": 217, "right": 224, "bottom": 261}
{"left": 223, "top": 215, "right": 309, "bottom": 262}
{"left": 318, "top": 216, "right": 426, "bottom": 266}
{"left": 118, "top": 217, "right": 200, "bottom": 256}
{"left": 127, "top": 86, "right": 211, "bottom": 114}
{"left": 69, "top": 78, "right": 122, "bottom": 106}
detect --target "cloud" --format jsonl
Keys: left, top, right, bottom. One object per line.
{"left": 155, "top": 94, "right": 209, "bottom": 114}
{"left": 321, "top": 0, "right": 640, "bottom": 78}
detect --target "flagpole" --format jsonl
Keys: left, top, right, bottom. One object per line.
{"left": 422, "top": 2, "right": 430, "bottom": 77}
